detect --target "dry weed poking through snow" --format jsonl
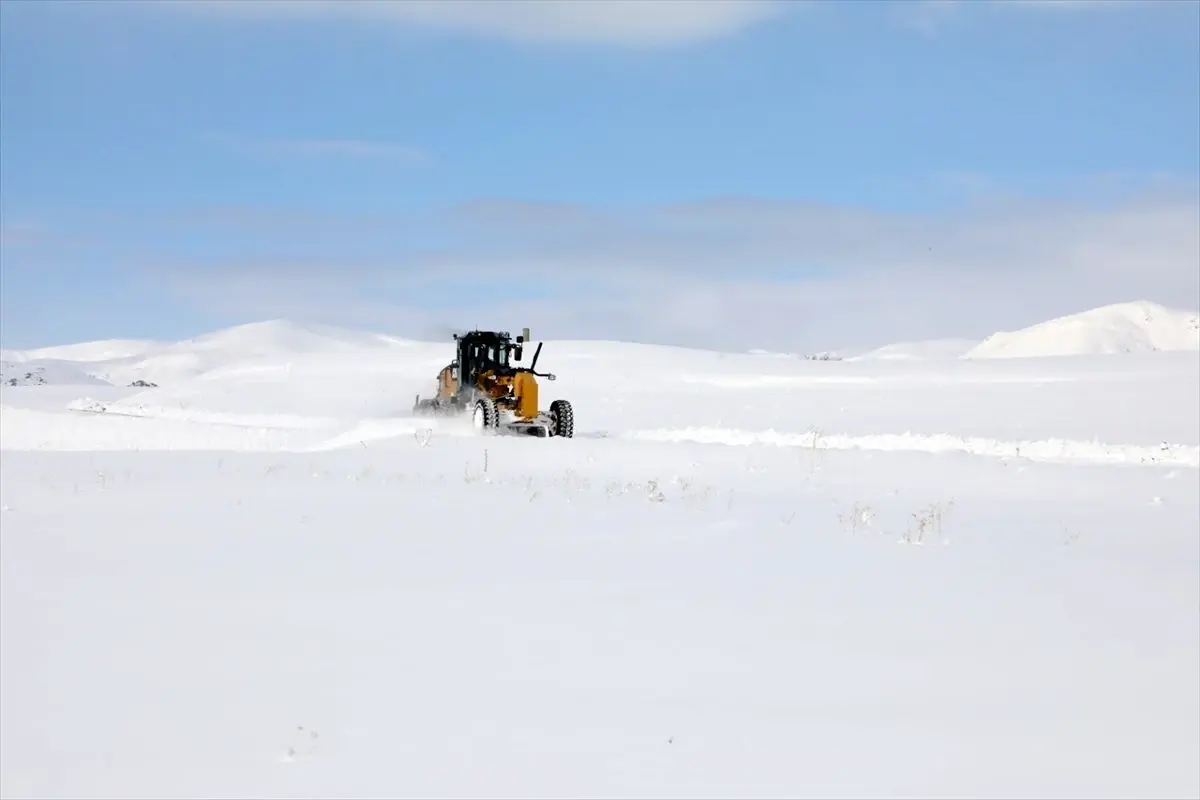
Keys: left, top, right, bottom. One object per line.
{"left": 901, "top": 500, "right": 955, "bottom": 546}
{"left": 829, "top": 496, "right": 957, "bottom": 545}
{"left": 837, "top": 501, "right": 877, "bottom": 534}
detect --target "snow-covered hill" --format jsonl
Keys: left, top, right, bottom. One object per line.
{"left": 966, "top": 300, "right": 1200, "bottom": 360}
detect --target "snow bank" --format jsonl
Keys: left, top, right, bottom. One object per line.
{"left": 627, "top": 426, "right": 1199, "bottom": 468}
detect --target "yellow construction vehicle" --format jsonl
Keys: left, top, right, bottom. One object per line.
{"left": 412, "top": 327, "right": 574, "bottom": 438}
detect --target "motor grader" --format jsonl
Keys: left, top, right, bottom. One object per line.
{"left": 412, "top": 328, "right": 574, "bottom": 438}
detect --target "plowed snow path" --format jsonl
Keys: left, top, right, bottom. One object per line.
{"left": 4, "top": 402, "right": 1196, "bottom": 468}
{"left": 623, "top": 427, "right": 1199, "bottom": 468}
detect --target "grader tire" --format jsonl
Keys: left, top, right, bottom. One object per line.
{"left": 549, "top": 399, "right": 574, "bottom": 438}
{"left": 473, "top": 397, "right": 499, "bottom": 432}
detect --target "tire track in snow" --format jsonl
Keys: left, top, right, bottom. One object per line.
{"left": 0, "top": 405, "right": 302, "bottom": 451}
{"left": 622, "top": 427, "right": 1200, "bottom": 468}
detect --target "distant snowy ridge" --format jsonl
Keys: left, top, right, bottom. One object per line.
{"left": 4, "top": 301, "right": 1199, "bottom": 392}
{"left": 966, "top": 300, "right": 1200, "bottom": 359}
{"left": 0, "top": 359, "right": 113, "bottom": 387}
{"left": 0, "top": 338, "right": 161, "bottom": 364}
{"left": 176, "top": 319, "right": 417, "bottom": 357}
{"left": 848, "top": 339, "right": 978, "bottom": 361}
{"left": 1, "top": 320, "right": 424, "bottom": 387}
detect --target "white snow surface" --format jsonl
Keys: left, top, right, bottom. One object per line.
{"left": 966, "top": 300, "right": 1200, "bottom": 359}
{"left": 1, "top": 319, "right": 1198, "bottom": 799}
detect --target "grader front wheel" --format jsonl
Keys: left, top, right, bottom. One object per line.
{"left": 472, "top": 397, "right": 499, "bottom": 432}
{"left": 549, "top": 399, "right": 574, "bottom": 438}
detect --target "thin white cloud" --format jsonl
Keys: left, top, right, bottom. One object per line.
{"left": 203, "top": 133, "right": 429, "bottom": 166}
{"left": 150, "top": 179, "right": 1200, "bottom": 354}
{"left": 161, "top": 0, "right": 785, "bottom": 47}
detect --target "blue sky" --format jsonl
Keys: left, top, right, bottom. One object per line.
{"left": 2, "top": 0, "right": 1197, "bottom": 352}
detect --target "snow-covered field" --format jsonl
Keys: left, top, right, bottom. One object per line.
{"left": 2, "top": 308, "right": 1198, "bottom": 798}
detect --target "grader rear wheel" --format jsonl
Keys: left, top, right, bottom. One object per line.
{"left": 549, "top": 399, "right": 574, "bottom": 438}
